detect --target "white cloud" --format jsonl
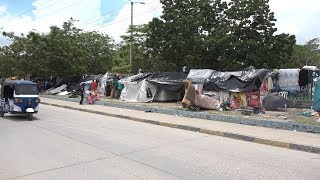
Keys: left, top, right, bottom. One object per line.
{"left": 0, "top": 0, "right": 102, "bottom": 45}
{"left": 0, "top": 0, "right": 319, "bottom": 46}
{"left": 96, "top": 0, "right": 162, "bottom": 42}
{"left": 269, "top": 0, "right": 320, "bottom": 44}
{"left": 0, "top": 5, "right": 7, "bottom": 16}
{"left": 0, "top": 0, "right": 162, "bottom": 45}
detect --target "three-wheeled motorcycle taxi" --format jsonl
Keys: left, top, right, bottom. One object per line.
{"left": 0, "top": 80, "right": 40, "bottom": 120}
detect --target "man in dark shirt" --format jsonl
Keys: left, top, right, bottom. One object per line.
{"left": 79, "top": 84, "right": 85, "bottom": 105}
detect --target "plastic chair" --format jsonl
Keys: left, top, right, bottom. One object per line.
{"left": 279, "top": 91, "right": 288, "bottom": 108}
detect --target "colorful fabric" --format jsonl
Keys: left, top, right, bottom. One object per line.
{"left": 90, "top": 81, "right": 97, "bottom": 91}
{"left": 247, "top": 91, "right": 260, "bottom": 107}
{"left": 182, "top": 80, "right": 198, "bottom": 107}
{"left": 194, "top": 94, "right": 220, "bottom": 110}
{"left": 239, "top": 92, "right": 247, "bottom": 107}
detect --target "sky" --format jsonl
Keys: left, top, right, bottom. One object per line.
{"left": 0, "top": 0, "right": 319, "bottom": 46}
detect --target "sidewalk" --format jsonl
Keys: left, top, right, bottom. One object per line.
{"left": 41, "top": 97, "right": 320, "bottom": 154}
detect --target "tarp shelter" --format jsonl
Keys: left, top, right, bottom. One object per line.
{"left": 119, "top": 73, "right": 157, "bottom": 102}
{"left": 278, "top": 69, "right": 300, "bottom": 92}
{"left": 97, "top": 72, "right": 114, "bottom": 95}
{"left": 49, "top": 84, "right": 67, "bottom": 95}
{"left": 203, "top": 69, "right": 270, "bottom": 92}
{"left": 312, "top": 77, "right": 320, "bottom": 111}
{"left": 186, "top": 69, "right": 214, "bottom": 94}
{"left": 262, "top": 92, "right": 287, "bottom": 110}
{"left": 148, "top": 72, "right": 187, "bottom": 101}
{"left": 120, "top": 72, "right": 187, "bottom": 102}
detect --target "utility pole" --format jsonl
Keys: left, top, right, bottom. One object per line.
{"left": 129, "top": 1, "right": 145, "bottom": 66}
{"left": 130, "top": 1, "right": 133, "bottom": 65}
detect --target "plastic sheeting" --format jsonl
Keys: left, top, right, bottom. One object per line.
{"left": 120, "top": 72, "right": 186, "bottom": 102}
{"left": 278, "top": 69, "right": 300, "bottom": 91}
{"left": 97, "top": 72, "right": 113, "bottom": 95}
{"left": 186, "top": 69, "right": 214, "bottom": 83}
{"left": 154, "top": 89, "right": 180, "bottom": 101}
{"left": 312, "top": 77, "right": 320, "bottom": 111}
{"left": 57, "top": 91, "right": 70, "bottom": 96}
{"left": 49, "top": 84, "right": 67, "bottom": 94}
{"left": 204, "top": 69, "right": 270, "bottom": 92}
{"left": 120, "top": 79, "right": 157, "bottom": 102}
{"left": 147, "top": 72, "right": 187, "bottom": 92}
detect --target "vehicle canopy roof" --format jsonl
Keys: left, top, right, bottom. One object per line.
{"left": 2, "top": 80, "right": 37, "bottom": 86}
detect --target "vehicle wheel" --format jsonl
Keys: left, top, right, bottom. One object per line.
{"left": 27, "top": 113, "right": 33, "bottom": 121}
{"left": 0, "top": 112, "right": 4, "bottom": 117}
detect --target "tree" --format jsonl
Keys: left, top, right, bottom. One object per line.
{"left": 113, "top": 24, "right": 150, "bottom": 73}
{"left": 145, "top": 0, "right": 228, "bottom": 71}
{"left": 145, "top": 0, "right": 296, "bottom": 71}
{"left": 285, "top": 38, "right": 320, "bottom": 68}
{"left": 0, "top": 18, "right": 115, "bottom": 78}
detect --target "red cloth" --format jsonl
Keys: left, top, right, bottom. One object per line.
{"left": 90, "top": 81, "right": 97, "bottom": 91}
{"left": 194, "top": 94, "right": 220, "bottom": 110}
{"left": 247, "top": 91, "right": 260, "bottom": 107}
{"left": 260, "top": 80, "right": 269, "bottom": 95}
{"left": 230, "top": 96, "right": 240, "bottom": 109}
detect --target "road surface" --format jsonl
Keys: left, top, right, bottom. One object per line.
{"left": 0, "top": 105, "right": 319, "bottom": 179}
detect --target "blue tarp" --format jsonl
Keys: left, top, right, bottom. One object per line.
{"left": 312, "top": 77, "right": 320, "bottom": 111}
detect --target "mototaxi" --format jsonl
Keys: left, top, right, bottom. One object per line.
{"left": 0, "top": 80, "right": 40, "bottom": 120}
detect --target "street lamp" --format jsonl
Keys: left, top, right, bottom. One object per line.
{"left": 129, "top": 1, "right": 145, "bottom": 66}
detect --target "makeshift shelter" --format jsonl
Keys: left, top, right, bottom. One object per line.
{"left": 262, "top": 92, "right": 287, "bottom": 110}
{"left": 48, "top": 84, "right": 67, "bottom": 95}
{"left": 148, "top": 72, "right": 187, "bottom": 101}
{"left": 312, "top": 77, "right": 320, "bottom": 111}
{"left": 202, "top": 68, "right": 270, "bottom": 108}
{"left": 119, "top": 73, "right": 157, "bottom": 102}
{"left": 120, "top": 72, "right": 187, "bottom": 102}
{"left": 203, "top": 69, "right": 270, "bottom": 92}
{"left": 186, "top": 69, "right": 214, "bottom": 94}
{"left": 278, "top": 69, "right": 300, "bottom": 92}
{"left": 298, "top": 66, "right": 320, "bottom": 100}
{"left": 97, "top": 72, "right": 114, "bottom": 95}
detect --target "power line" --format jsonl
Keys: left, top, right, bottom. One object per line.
{"left": 1, "top": 0, "right": 83, "bottom": 26}
{"left": 0, "top": 0, "right": 59, "bottom": 24}
{"left": 35, "top": 0, "right": 83, "bottom": 20}
{"left": 80, "top": 8, "right": 123, "bottom": 28}
{"left": 88, "top": 5, "right": 161, "bottom": 32}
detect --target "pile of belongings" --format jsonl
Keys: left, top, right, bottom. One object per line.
{"left": 262, "top": 93, "right": 287, "bottom": 111}
{"left": 86, "top": 91, "right": 100, "bottom": 104}
{"left": 181, "top": 80, "right": 220, "bottom": 111}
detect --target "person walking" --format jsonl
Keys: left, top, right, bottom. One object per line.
{"left": 79, "top": 84, "right": 85, "bottom": 105}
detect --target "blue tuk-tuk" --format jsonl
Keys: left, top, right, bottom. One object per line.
{"left": 0, "top": 80, "right": 40, "bottom": 120}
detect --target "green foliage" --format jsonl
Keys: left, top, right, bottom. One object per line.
{"left": 1, "top": 1, "right": 316, "bottom": 78}
{"left": 114, "top": 24, "right": 150, "bottom": 73}
{"left": 0, "top": 18, "right": 114, "bottom": 78}
{"left": 285, "top": 38, "right": 320, "bottom": 68}
{"left": 144, "top": 0, "right": 296, "bottom": 71}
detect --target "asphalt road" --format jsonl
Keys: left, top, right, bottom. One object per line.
{"left": 0, "top": 105, "right": 319, "bottom": 180}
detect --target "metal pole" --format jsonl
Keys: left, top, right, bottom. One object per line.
{"left": 130, "top": 1, "right": 133, "bottom": 65}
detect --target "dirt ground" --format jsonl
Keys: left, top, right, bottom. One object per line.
{"left": 100, "top": 97, "right": 320, "bottom": 126}
{"left": 43, "top": 93, "right": 319, "bottom": 126}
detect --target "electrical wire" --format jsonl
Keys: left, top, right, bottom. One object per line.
{"left": 0, "top": 0, "right": 59, "bottom": 24}
{"left": 80, "top": 8, "right": 123, "bottom": 28}
{"left": 88, "top": 5, "right": 161, "bottom": 32}
{"left": 34, "top": 0, "right": 82, "bottom": 20}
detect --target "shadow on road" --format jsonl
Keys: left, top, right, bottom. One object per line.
{"left": 1, "top": 114, "right": 40, "bottom": 122}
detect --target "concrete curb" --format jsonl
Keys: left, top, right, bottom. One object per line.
{"left": 41, "top": 95, "right": 320, "bottom": 134}
{"left": 42, "top": 101, "right": 320, "bottom": 154}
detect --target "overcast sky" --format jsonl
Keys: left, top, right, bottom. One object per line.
{"left": 0, "top": 0, "right": 319, "bottom": 46}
